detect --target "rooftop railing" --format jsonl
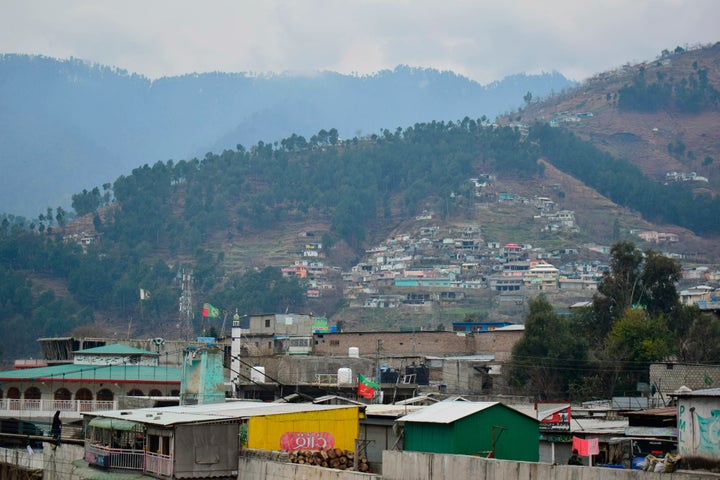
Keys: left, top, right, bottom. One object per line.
{"left": 85, "top": 441, "right": 174, "bottom": 478}
{"left": 0, "top": 399, "right": 117, "bottom": 416}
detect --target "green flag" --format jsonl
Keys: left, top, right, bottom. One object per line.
{"left": 202, "top": 303, "right": 220, "bottom": 318}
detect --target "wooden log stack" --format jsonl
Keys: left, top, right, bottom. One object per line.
{"left": 288, "top": 447, "right": 371, "bottom": 472}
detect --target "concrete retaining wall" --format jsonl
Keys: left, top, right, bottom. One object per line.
{"left": 236, "top": 450, "right": 720, "bottom": 480}
{"left": 238, "top": 455, "right": 381, "bottom": 480}
{"left": 381, "top": 451, "right": 720, "bottom": 480}
{"left": 39, "top": 446, "right": 720, "bottom": 480}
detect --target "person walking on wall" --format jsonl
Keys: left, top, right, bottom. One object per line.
{"left": 50, "top": 410, "right": 62, "bottom": 440}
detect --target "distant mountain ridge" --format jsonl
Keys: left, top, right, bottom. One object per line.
{"left": 0, "top": 54, "right": 576, "bottom": 217}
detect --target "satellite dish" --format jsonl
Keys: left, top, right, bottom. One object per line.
{"left": 152, "top": 337, "right": 166, "bottom": 346}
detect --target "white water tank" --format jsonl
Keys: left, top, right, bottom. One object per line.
{"left": 338, "top": 367, "right": 353, "bottom": 385}
{"left": 348, "top": 347, "right": 360, "bottom": 358}
{"left": 250, "top": 365, "right": 266, "bottom": 384}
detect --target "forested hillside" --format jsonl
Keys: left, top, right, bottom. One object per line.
{"left": 3, "top": 118, "right": 720, "bottom": 360}
{"left": 0, "top": 54, "right": 575, "bottom": 217}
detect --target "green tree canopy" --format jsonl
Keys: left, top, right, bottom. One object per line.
{"left": 604, "top": 308, "right": 675, "bottom": 392}
{"left": 592, "top": 241, "right": 681, "bottom": 338}
{"left": 508, "top": 295, "right": 588, "bottom": 400}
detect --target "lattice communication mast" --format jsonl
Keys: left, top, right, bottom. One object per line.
{"left": 179, "top": 268, "right": 195, "bottom": 340}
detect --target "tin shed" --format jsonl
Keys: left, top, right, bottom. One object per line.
{"left": 397, "top": 400, "right": 539, "bottom": 462}
{"left": 676, "top": 387, "right": 720, "bottom": 470}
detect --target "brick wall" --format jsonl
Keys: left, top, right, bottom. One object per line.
{"left": 312, "top": 330, "right": 522, "bottom": 361}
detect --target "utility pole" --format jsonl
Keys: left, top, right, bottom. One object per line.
{"left": 375, "top": 339, "right": 383, "bottom": 384}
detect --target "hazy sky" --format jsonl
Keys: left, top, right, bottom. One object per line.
{"left": 2, "top": 0, "right": 718, "bottom": 85}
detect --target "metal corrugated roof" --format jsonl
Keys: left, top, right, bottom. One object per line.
{"left": 571, "top": 418, "right": 628, "bottom": 434}
{"left": 622, "top": 407, "right": 677, "bottom": 417}
{"left": 0, "top": 363, "right": 181, "bottom": 383}
{"left": 507, "top": 404, "right": 536, "bottom": 418}
{"left": 87, "top": 401, "right": 360, "bottom": 426}
{"left": 537, "top": 404, "right": 570, "bottom": 420}
{"left": 398, "top": 400, "right": 500, "bottom": 424}
{"left": 73, "top": 344, "right": 157, "bottom": 356}
{"left": 499, "top": 403, "right": 630, "bottom": 435}
{"left": 496, "top": 324, "right": 525, "bottom": 331}
{"left": 364, "top": 404, "right": 425, "bottom": 418}
{"left": 442, "top": 354, "right": 495, "bottom": 361}
{"left": 394, "top": 394, "right": 440, "bottom": 406}
{"left": 674, "top": 387, "right": 720, "bottom": 397}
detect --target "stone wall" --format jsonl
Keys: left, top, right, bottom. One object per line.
{"left": 650, "top": 363, "right": 720, "bottom": 394}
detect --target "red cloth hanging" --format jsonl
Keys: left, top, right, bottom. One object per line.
{"left": 572, "top": 436, "right": 600, "bottom": 456}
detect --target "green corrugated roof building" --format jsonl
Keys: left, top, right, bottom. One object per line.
{"left": 0, "top": 363, "right": 180, "bottom": 383}
{"left": 0, "top": 344, "right": 182, "bottom": 413}
{"left": 398, "top": 400, "right": 539, "bottom": 462}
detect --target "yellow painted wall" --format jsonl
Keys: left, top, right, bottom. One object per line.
{"left": 247, "top": 407, "right": 359, "bottom": 451}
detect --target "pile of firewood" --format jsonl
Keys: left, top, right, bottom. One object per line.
{"left": 288, "top": 447, "right": 371, "bottom": 472}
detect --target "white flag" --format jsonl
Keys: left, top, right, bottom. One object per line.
{"left": 140, "top": 289, "right": 151, "bottom": 300}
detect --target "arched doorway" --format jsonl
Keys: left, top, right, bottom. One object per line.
{"left": 24, "top": 387, "right": 41, "bottom": 399}
{"left": 75, "top": 388, "right": 92, "bottom": 401}
{"left": 97, "top": 388, "right": 114, "bottom": 403}
{"left": 54, "top": 387, "right": 71, "bottom": 410}
{"left": 54, "top": 388, "right": 71, "bottom": 400}
{"left": 149, "top": 389, "right": 162, "bottom": 397}
{"left": 76, "top": 388, "right": 93, "bottom": 411}
{"left": 24, "top": 386, "right": 41, "bottom": 410}
{"left": 127, "top": 389, "right": 144, "bottom": 397}
{"left": 7, "top": 387, "right": 19, "bottom": 409}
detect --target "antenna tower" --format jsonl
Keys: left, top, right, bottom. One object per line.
{"left": 179, "top": 268, "right": 195, "bottom": 340}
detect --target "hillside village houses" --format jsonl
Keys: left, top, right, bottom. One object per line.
{"left": 665, "top": 170, "right": 709, "bottom": 184}
{"left": 273, "top": 175, "right": 718, "bottom": 307}
{"left": 634, "top": 230, "right": 680, "bottom": 244}
{"left": 278, "top": 169, "right": 720, "bottom": 310}
{"left": 340, "top": 229, "right": 608, "bottom": 307}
